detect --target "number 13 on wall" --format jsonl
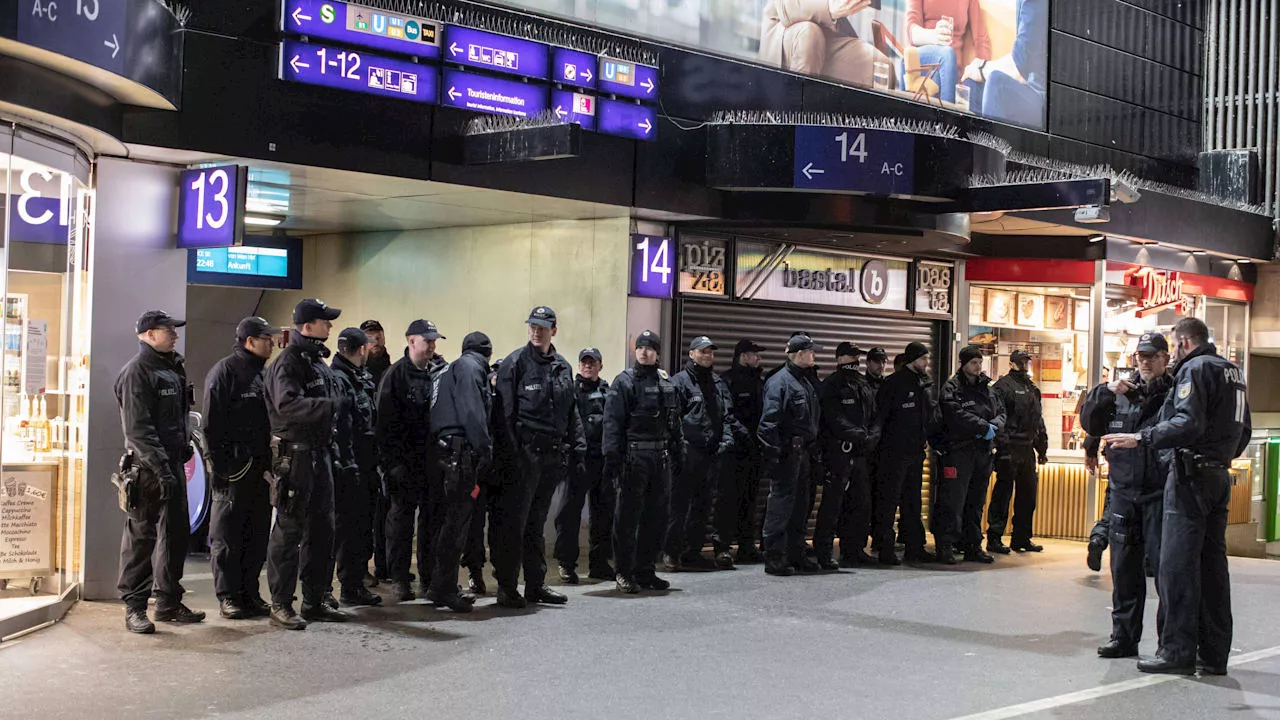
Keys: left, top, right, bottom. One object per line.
{"left": 630, "top": 234, "right": 675, "bottom": 299}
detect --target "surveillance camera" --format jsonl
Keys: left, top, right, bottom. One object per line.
{"left": 1111, "top": 183, "right": 1141, "bottom": 205}
{"left": 1075, "top": 205, "right": 1111, "bottom": 223}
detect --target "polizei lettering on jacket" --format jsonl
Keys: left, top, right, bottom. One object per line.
{"left": 781, "top": 264, "right": 860, "bottom": 292}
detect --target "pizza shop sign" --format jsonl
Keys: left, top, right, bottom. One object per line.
{"left": 1126, "top": 267, "right": 1192, "bottom": 316}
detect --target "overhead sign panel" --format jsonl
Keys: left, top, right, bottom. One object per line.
{"left": 280, "top": 0, "right": 441, "bottom": 59}
{"left": 597, "top": 99, "right": 656, "bottom": 141}
{"left": 551, "top": 47, "right": 597, "bottom": 89}
{"left": 597, "top": 58, "right": 658, "bottom": 101}
{"left": 176, "top": 166, "right": 248, "bottom": 249}
{"left": 16, "top": 0, "right": 129, "bottom": 75}
{"left": 551, "top": 89, "right": 597, "bottom": 130}
{"left": 278, "top": 40, "right": 439, "bottom": 104}
{"left": 443, "top": 26, "right": 549, "bottom": 81}
{"left": 441, "top": 68, "right": 549, "bottom": 118}
{"left": 792, "top": 126, "right": 915, "bottom": 195}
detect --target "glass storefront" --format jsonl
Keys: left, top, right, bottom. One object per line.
{"left": 0, "top": 122, "right": 94, "bottom": 629}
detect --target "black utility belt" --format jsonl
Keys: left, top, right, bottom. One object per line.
{"left": 1180, "top": 449, "right": 1226, "bottom": 470}
{"left": 519, "top": 428, "right": 563, "bottom": 449}
{"left": 627, "top": 440, "right": 668, "bottom": 451}
{"left": 788, "top": 437, "right": 814, "bottom": 449}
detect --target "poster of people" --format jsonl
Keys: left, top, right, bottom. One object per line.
{"left": 493, "top": 0, "right": 1048, "bottom": 129}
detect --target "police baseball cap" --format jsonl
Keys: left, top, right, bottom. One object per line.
{"left": 293, "top": 298, "right": 341, "bottom": 325}
{"left": 136, "top": 310, "right": 185, "bottom": 334}
{"left": 835, "top": 342, "right": 864, "bottom": 359}
{"left": 1136, "top": 332, "right": 1169, "bottom": 353}
{"left": 359, "top": 319, "right": 384, "bottom": 333}
{"left": 1010, "top": 348, "right": 1032, "bottom": 364}
{"left": 734, "top": 339, "right": 766, "bottom": 354}
{"left": 689, "top": 336, "right": 717, "bottom": 351}
{"left": 527, "top": 306, "right": 557, "bottom": 328}
{"left": 406, "top": 319, "right": 444, "bottom": 340}
{"left": 236, "top": 316, "right": 278, "bottom": 341}
{"left": 786, "top": 334, "right": 822, "bottom": 353}
{"left": 867, "top": 347, "right": 888, "bottom": 362}
{"left": 635, "top": 330, "right": 661, "bottom": 350}
{"left": 579, "top": 347, "right": 603, "bottom": 362}
{"left": 337, "top": 327, "right": 369, "bottom": 353}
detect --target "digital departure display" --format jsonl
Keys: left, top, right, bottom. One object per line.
{"left": 188, "top": 238, "right": 303, "bottom": 290}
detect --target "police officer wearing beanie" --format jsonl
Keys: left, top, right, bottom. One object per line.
{"left": 987, "top": 348, "right": 1049, "bottom": 555}
{"left": 263, "top": 299, "right": 349, "bottom": 629}
{"left": 204, "top": 317, "right": 279, "bottom": 621}
{"left": 717, "top": 339, "right": 767, "bottom": 563}
{"left": 604, "top": 330, "right": 684, "bottom": 593}
{"left": 814, "top": 342, "right": 880, "bottom": 570}
{"left": 554, "top": 347, "right": 616, "bottom": 584}
{"left": 874, "top": 341, "right": 938, "bottom": 565}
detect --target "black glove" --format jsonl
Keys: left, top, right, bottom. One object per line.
{"left": 1037, "top": 452, "right": 1049, "bottom": 465}
{"left": 384, "top": 464, "right": 409, "bottom": 491}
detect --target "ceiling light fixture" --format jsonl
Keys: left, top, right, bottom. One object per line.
{"left": 1190, "top": 250, "right": 1206, "bottom": 256}
{"left": 244, "top": 214, "right": 285, "bottom": 227}
{"left": 1236, "top": 258, "right": 1253, "bottom": 264}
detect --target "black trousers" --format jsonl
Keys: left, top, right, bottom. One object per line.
{"left": 987, "top": 447, "right": 1039, "bottom": 544}
{"left": 118, "top": 464, "right": 190, "bottom": 612}
{"left": 1108, "top": 491, "right": 1164, "bottom": 648}
{"left": 371, "top": 470, "right": 390, "bottom": 578}
{"left": 613, "top": 448, "right": 670, "bottom": 579}
{"left": 427, "top": 449, "right": 477, "bottom": 594}
{"left": 665, "top": 445, "right": 719, "bottom": 559}
{"left": 875, "top": 447, "right": 926, "bottom": 551}
{"left": 463, "top": 483, "right": 492, "bottom": 571}
{"left": 490, "top": 445, "right": 564, "bottom": 591}
{"left": 762, "top": 445, "right": 812, "bottom": 563}
{"left": 553, "top": 454, "right": 614, "bottom": 570}
{"left": 714, "top": 445, "right": 762, "bottom": 552}
{"left": 208, "top": 459, "right": 271, "bottom": 602}
{"left": 385, "top": 464, "right": 432, "bottom": 585}
{"left": 1156, "top": 467, "right": 1232, "bottom": 667}
{"left": 1090, "top": 485, "right": 1112, "bottom": 549}
{"left": 813, "top": 449, "right": 870, "bottom": 559}
{"left": 332, "top": 465, "right": 377, "bottom": 591}
{"left": 267, "top": 448, "right": 335, "bottom": 606}
{"left": 933, "top": 445, "right": 993, "bottom": 550}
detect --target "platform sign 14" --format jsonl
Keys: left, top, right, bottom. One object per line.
{"left": 630, "top": 234, "right": 674, "bottom": 299}
{"left": 792, "top": 126, "right": 915, "bottom": 195}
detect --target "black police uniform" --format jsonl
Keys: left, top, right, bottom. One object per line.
{"left": 362, "top": 331, "right": 392, "bottom": 580}
{"left": 494, "top": 339, "right": 586, "bottom": 601}
{"left": 717, "top": 349, "right": 766, "bottom": 559}
{"left": 988, "top": 367, "right": 1049, "bottom": 549}
{"left": 264, "top": 332, "right": 342, "bottom": 616}
{"left": 553, "top": 369, "right": 615, "bottom": 577}
{"left": 116, "top": 341, "right": 194, "bottom": 616}
{"left": 1140, "top": 343, "right": 1250, "bottom": 672}
{"left": 667, "top": 358, "right": 738, "bottom": 565}
{"left": 604, "top": 347, "right": 684, "bottom": 589}
{"left": 329, "top": 349, "right": 379, "bottom": 600}
{"left": 428, "top": 332, "right": 494, "bottom": 607}
{"left": 814, "top": 362, "right": 879, "bottom": 565}
{"left": 759, "top": 360, "right": 821, "bottom": 571}
{"left": 863, "top": 360, "right": 887, "bottom": 547}
{"left": 463, "top": 361, "right": 508, "bottom": 588}
{"left": 204, "top": 344, "right": 271, "bottom": 611}
{"left": 1080, "top": 370, "right": 1174, "bottom": 651}
{"left": 873, "top": 365, "right": 938, "bottom": 560}
{"left": 936, "top": 368, "right": 1005, "bottom": 559}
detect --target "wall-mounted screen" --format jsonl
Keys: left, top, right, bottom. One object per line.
{"left": 187, "top": 237, "right": 303, "bottom": 290}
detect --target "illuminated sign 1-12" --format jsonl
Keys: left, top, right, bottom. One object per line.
{"left": 176, "top": 165, "right": 247, "bottom": 249}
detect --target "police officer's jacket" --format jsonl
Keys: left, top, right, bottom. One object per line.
{"left": 431, "top": 336, "right": 494, "bottom": 455}
{"left": 366, "top": 348, "right": 392, "bottom": 391}
{"left": 376, "top": 352, "right": 445, "bottom": 469}
{"left": 819, "top": 363, "right": 879, "bottom": 455}
{"left": 1141, "top": 343, "right": 1252, "bottom": 465}
{"left": 758, "top": 361, "right": 821, "bottom": 460}
{"left": 723, "top": 360, "right": 765, "bottom": 439}
{"left": 331, "top": 352, "right": 376, "bottom": 472}
{"left": 202, "top": 345, "right": 269, "bottom": 477}
{"left": 1080, "top": 372, "right": 1174, "bottom": 501}
{"left": 116, "top": 342, "right": 192, "bottom": 482}
{"left": 670, "top": 360, "right": 739, "bottom": 453}
{"left": 939, "top": 371, "right": 1005, "bottom": 453}
{"left": 993, "top": 369, "right": 1048, "bottom": 456}
{"left": 602, "top": 363, "right": 684, "bottom": 467}
{"left": 874, "top": 367, "right": 938, "bottom": 453}
{"left": 866, "top": 372, "right": 886, "bottom": 393}
{"left": 574, "top": 374, "right": 610, "bottom": 458}
{"left": 264, "top": 333, "right": 337, "bottom": 449}
{"left": 496, "top": 343, "right": 586, "bottom": 454}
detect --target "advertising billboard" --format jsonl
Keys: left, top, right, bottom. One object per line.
{"left": 485, "top": 0, "right": 1048, "bottom": 129}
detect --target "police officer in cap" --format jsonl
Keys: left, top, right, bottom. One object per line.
{"left": 264, "top": 299, "right": 350, "bottom": 629}
{"left": 204, "top": 316, "right": 279, "bottom": 620}
{"left": 328, "top": 327, "right": 382, "bottom": 607}
{"left": 360, "top": 319, "right": 392, "bottom": 582}
{"left": 718, "top": 339, "right": 767, "bottom": 563}
{"left": 759, "top": 333, "right": 823, "bottom": 576}
{"left": 815, "top": 342, "right": 879, "bottom": 569}
{"left": 874, "top": 341, "right": 938, "bottom": 565}
{"left": 554, "top": 347, "right": 616, "bottom": 583}
{"left": 864, "top": 347, "right": 889, "bottom": 390}
{"left": 1080, "top": 331, "right": 1174, "bottom": 658}
{"left": 863, "top": 347, "right": 888, "bottom": 551}
{"left": 117, "top": 311, "right": 204, "bottom": 633}
{"left": 987, "top": 348, "right": 1049, "bottom": 555}
{"left": 493, "top": 306, "right": 586, "bottom": 607}
{"left": 604, "top": 330, "right": 684, "bottom": 593}
{"left": 1105, "top": 318, "right": 1251, "bottom": 676}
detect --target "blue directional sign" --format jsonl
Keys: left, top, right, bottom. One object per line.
{"left": 597, "top": 99, "right": 656, "bottom": 141}
{"left": 441, "top": 68, "right": 549, "bottom": 118}
{"left": 443, "top": 26, "right": 549, "bottom": 81}
{"left": 598, "top": 58, "right": 658, "bottom": 101}
{"left": 16, "top": 0, "right": 129, "bottom": 75}
{"left": 279, "top": 40, "right": 439, "bottom": 105}
{"left": 551, "top": 90, "right": 597, "bottom": 130}
{"left": 552, "top": 48, "right": 597, "bottom": 90}
{"left": 280, "top": 0, "right": 441, "bottom": 60}
{"left": 792, "top": 126, "right": 915, "bottom": 195}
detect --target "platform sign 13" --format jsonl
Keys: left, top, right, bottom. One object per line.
{"left": 630, "top": 234, "right": 674, "bottom": 299}
{"left": 176, "top": 165, "right": 247, "bottom": 249}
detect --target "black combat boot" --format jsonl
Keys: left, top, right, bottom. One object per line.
{"left": 125, "top": 608, "right": 155, "bottom": 634}
{"left": 269, "top": 602, "right": 307, "bottom": 631}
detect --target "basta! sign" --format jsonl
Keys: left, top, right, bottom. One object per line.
{"left": 1125, "top": 267, "right": 1192, "bottom": 317}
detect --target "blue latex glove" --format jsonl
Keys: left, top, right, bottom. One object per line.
{"left": 982, "top": 424, "right": 997, "bottom": 441}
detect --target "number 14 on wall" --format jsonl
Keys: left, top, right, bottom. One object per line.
{"left": 630, "top": 234, "right": 675, "bottom": 299}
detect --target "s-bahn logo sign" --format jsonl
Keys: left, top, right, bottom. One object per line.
{"left": 1126, "top": 267, "right": 1191, "bottom": 317}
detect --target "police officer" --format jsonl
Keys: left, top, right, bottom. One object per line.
{"left": 666, "top": 336, "right": 738, "bottom": 571}
{"left": 428, "top": 331, "right": 495, "bottom": 612}
{"left": 604, "top": 330, "right": 684, "bottom": 593}
{"left": 864, "top": 347, "right": 889, "bottom": 390}
{"left": 264, "top": 299, "right": 350, "bottom": 629}
{"left": 1105, "top": 318, "right": 1251, "bottom": 676}
{"left": 462, "top": 359, "right": 510, "bottom": 595}
{"left": 935, "top": 345, "right": 1005, "bottom": 565}
{"left": 716, "top": 339, "right": 767, "bottom": 564}
{"left": 863, "top": 346, "right": 888, "bottom": 552}
{"left": 1080, "top": 332, "right": 1174, "bottom": 659}
{"left": 377, "top": 319, "right": 447, "bottom": 602}
{"left": 361, "top": 320, "right": 392, "bottom": 388}
{"left": 493, "top": 306, "right": 586, "bottom": 607}
{"left": 814, "top": 342, "right": 879, "bottom": 570}
{"left": 554, "top": 348, "right": 615, "bottom": 584}
{"left": 874, "top": 342, "right": 938, "bottom": 565}
{"left": 987, "top": 348, "right": 1049, "bottom": 554}
{"left": 758, "top": 333, "right": 823, "bottom": 576}
{"left": 204, "top": 316, "right": 278, "bottom": 621}
{"left": 360, "top": 319, "right": 392, "bottom": 582}
{"left": 116, "top": 311, "right": 204, "bottom": 633}
{"left": 328, "top": 327, "right": 382, "bottom": 607}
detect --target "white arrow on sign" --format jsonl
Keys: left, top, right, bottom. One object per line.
{"left": 292, "top": 7, "right": 312, "bottom": 24}
{"left": 582, "top": 68, "right": 593, "bottom": 82}
{"left": 638, "top": 118, "right": 652, "bottom": 134}
{"left": 555, "top": 106, "right": 567, "bottom": 120}
{"left": 449, "top": 42, "right": 462, "bottom": 56}
{"left": 801, "top": 162, "right": 825, "bottom": 180}
{"left": 290, "top": 54, "right": 310, "bottom": 73}
{"left": 104, "top": 34, "right": 119, "bottom": 59}
{"left": 641, "top": 78, "right": 655, "bottom": 94}
{"left": 448, "top": 86, "right": 461, "bottom": 101}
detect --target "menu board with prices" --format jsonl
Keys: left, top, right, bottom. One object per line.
{"left": 0, "top": 467, "right": 55, "bottom": 579}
